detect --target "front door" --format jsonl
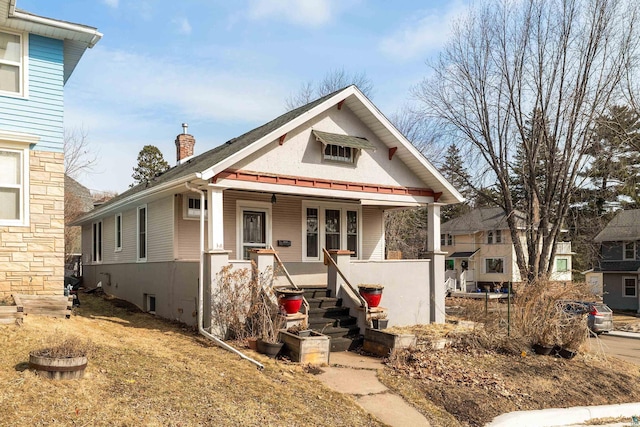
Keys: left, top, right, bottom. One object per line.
{"left": 242, "top": 210, "right": 266, "bottom": 259}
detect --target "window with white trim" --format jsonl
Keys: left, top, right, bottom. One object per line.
{"left": 487, "top": 231, "right": 494, "bottom": 244}
{"left": 0, "top": 30, "right": 27, "bottom": 96}
{"left": 624, "top": 242, "right": 636, "bottom": 260}
{"left": 184, "top": 196, "right": 208, "bottom": 219}
{"left": 485, "top": 258, "right": 504, "bottom": 273}
{"left": 92, "top": 221, "right": 102, "bottom": 263}
{"left": 487, "top": 230, "right": 501, "bottom": 244}
{"left": 623, "top": 276, "right": 637, "bottom": 298}
{"left": 556, "top": 258, "right": 568, "bottom": 272}
{"left": 0, "top": 147, "right": 28, "bottom": 225}
{"left": 114, "top": 213, "right": 122, "bottom": 252}
{"left": 137, "top": 205, "right": 147, "bottom": 261}
{"left": 303, "top": 202, "right": 361, "bottom": 261}
{"left": 441, "top": 233, "right": 454, "bottom": 246}
{"left": 495, "top": 230, "right": 502, "bottom": 243}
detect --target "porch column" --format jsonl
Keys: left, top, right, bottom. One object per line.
{"left": 205, "top": 249, "right": 231, "bottom": 333}
{"left": 207, "top": 188, "right": 224, "bottom": 250}
{"left": 426, "top": 203, "right": 447, "bottom": 324}
{"left": 327, "top": 250, "right": 352, "bottom": 298}
{"left": 249, "top": 249, "right": 276, "bottom": 283}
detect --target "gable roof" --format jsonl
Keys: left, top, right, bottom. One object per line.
{"left": 74, "top": 85, "right": 464, "bottom": 225}
{"left": 441, "top": 207, "right": 527, "bottom": 234}
{"left": 594, "top": 209, "right": 640, "bottom": 242}
{"left": 0, "top": 0, "right": 102, "bottom": 83}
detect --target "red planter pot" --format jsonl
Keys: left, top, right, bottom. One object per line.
{"left": 277, "top": 290, "right": 303, "bottom": 314}
{"left": 359, "top": 287, "right": 383, "bottom": 308}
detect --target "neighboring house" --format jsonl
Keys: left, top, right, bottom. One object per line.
{"left": 441, "top": 207, "right": 573, "bottom": 292}
{"left": 0, "top": 1, "right": 100, "bottom": 297}
{"left": 64, "top": 175, "right": 93, "bottom": 275}
{"left": 73, "top": 85, "right": 464, "bottom": 329}
{"left": 594, "top": 209, "right": 640, "bottom": 312}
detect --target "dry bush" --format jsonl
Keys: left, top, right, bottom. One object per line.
{"left": 210, "top": 263, "right": 282, "bottom": 342}
{"left": 30, "top": 336, "right": 91, "bottom": 358}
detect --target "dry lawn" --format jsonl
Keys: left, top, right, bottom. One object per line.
{"left": 380, "top": 322, "right": 640, "bottom": 427}
{"left": 0, "top": 293, "right": 382, "bottom": 427}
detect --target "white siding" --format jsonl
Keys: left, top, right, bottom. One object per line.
{"left": 175, "top": 194, "right": 208, "bottom": 261}
{"left": 362, "top": 206, "right": 384, "bottom": 260}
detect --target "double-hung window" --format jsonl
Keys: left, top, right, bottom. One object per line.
{"left": 623, "top": 277, "right": 637, "bottom": 298}
{"left": 0, "top": 147, "right": 27, "bottom": 225}
{"left": 0, "top": 30, "right": 26, "bottom": 96}
{"left": 624, "top": 242, "right": 636, "bottom": 260}
{"left": 485, "top": 258, "right": 504, "bottom": 273}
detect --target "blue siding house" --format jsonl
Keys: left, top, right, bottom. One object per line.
{"left": 594, "top": 209, "right": 640, "bottom": 312}
{"left": 0, "top": 0, "right": 100, "bottom": 297}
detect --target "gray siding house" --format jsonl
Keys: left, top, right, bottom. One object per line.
{"left": 594, "top": 209, "right": 640, "bottom": 312}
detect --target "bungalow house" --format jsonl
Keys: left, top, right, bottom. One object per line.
{"left": 73, "top": 86, "right": 463, "bottom": 336}
{"left": 594, "top": 209, "right": 640, "bottom": 312}
{"left": 441, "top": 207, "right": 573, "bottom": 292}
{"left": 0, "top": 1, "right": 100, "bottom": 297}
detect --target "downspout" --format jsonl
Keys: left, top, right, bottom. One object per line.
{"left": 185, "top": 183, "right": 264, "bottom": 370}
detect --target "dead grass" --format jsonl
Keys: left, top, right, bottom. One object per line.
{"left": 0, "top": 293, "right": 382, "bottom": 427}
{"left": 379, "top": 322, "right": 640, "bottom": 427}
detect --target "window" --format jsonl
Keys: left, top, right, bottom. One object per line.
{"left": 445, "top": 259, "right": 455, "bottom": 270}
{"left": 347, "top": 210, "right": 358, "bottom": 257}
{"left": 306, "top": 208, "right": 319, "bottom": 258}
{"left": 624, "top": 242, "right": 636, "bottom": 260}
{"left": 137, "top": 205, "right": 147, "bottom": 261}
{"left": 92, "top": 221, "right": 102, "bottom": 263}
{"left": 487, "top": 230, "right": 501, "bottom": 244}
{"left": 0, "top": 148, "right": 28, "bottom": 224}
{"left": 623, "top": 277, "right": 637, "bottom": 298}
{"left": 185, "top": 196, "right": 207, "bottom": 219}
{"left": 146, "top": 294, "right": 156, "bottom": 314}
{"left": 440, "top": 234, "right": 453, "bottom": 246}
{"left": 323, "top": 144, "right": 354, "bottom": 163}
{"left": 303, "top": 202, "right": 361, "bottom": 261}
{"left": 485, "top": 258, "right": 504, "bottom": 274}
{"left": 0, "top": 30, "right": 26, "bottom": 96}
{"left": 114, "top": 213, "right": 122, "bottom": 252}
{"left": 556, "top": 258, "right": 568, "bottom": 272}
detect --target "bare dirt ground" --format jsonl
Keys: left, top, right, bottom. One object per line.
{"left": 378, "top": 323, "right": 640, "bottom": 427}
{"left": 0, "top": 293, "right": 382, "bottom": 427}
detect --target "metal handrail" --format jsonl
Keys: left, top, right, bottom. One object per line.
{"left": 270, "top": 246, "right": 309, "bottom": 325}
{"left": 322, "top": 248, "right": 369, "bottom": 313}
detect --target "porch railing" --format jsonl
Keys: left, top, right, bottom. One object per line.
{"left": 270, "top": 246, "right": 309, "bottom": 324}
{"left": 322, "top": 248, "right": 370, "bottom": 324}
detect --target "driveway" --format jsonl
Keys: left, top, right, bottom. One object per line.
{"left": 591, "top": 334, "right": 640, "bottom": 366}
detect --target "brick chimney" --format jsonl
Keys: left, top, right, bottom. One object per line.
{"left": 175, "top": 123, "right": 195, "bottom": 164}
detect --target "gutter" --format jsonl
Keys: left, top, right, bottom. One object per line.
{"left": 9, "top": 2, "right": 103, "bottom": 47}
{"left": 185, "top": 182, "right": 264, "bottom": 370}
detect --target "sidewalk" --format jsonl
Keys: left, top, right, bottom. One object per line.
{"left": 608, "top": 330, "right": 640, "bottom": 339}
{"left": 315, "top": 351, "right": 431, "bottom": 427}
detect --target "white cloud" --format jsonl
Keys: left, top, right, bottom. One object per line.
{"left": 102, "top": 0, "right": 119, "bottom": 8}
{"left": 246, "top": 0, "right": 334, "bottom": 27}
{"left": 379, "top": 2, "right": 468, "bottom": 61}
{"left": 172, "top": 17, "right": 192, "bottom": 35}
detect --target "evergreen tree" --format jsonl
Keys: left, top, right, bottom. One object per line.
{"left": 440, "top": 143, "right": 472, "bottom": 222}
{"left": 131, "top": 145, "right": 169, "bottom": 187}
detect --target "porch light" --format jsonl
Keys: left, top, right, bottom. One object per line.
{"left": 271, "top": 193, "right": 277, "bottom": 204}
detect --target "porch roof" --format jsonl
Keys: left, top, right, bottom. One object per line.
{"left": 312, "top": 130, "right": 376, "bottom": 151}
{"left": 449, "top": 250, "right": 479, "bottom": 258}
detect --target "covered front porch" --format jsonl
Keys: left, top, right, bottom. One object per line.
{"left": 186, "top": 182, "right": 448, "bottom": 330}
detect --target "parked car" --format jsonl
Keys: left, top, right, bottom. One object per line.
{"left": 558, "top": 301, "right": 613, "bottom": 334}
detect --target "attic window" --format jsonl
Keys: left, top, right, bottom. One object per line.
{"left": 312, "top": 130, "right": 375, "bottom": 165}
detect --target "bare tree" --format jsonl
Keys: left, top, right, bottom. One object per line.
{"left": 285, "top": 68, "right": 374, "bottom": 110}
{"left": 416, "top": 0, "right": 639, "bottom": 282}
{"left": 64, "top": 126, "right": 98, "bottom": 179}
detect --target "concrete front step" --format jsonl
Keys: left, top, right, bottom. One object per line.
{"left": 309, "top": 315, "right": 357, "bottom": 329}
{"left": 306, "top": 297, "right": 342, "bottom": 309}
{"left": 318, "top": 325, "right": 360, "bottom": 338}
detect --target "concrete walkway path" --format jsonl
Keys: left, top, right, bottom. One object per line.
{"left": 316, "top": 351, "right": 430, "bottom": 427}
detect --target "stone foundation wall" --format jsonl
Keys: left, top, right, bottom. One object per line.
{"left": 0, "top": 151, "right": 64, "bottom": 297}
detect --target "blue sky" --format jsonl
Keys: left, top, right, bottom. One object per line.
{"left": 19, "top": 0, "right": 468, "bottom": 193}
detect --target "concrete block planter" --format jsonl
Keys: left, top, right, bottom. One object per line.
{"left": 278, "top": 330, "right": 330, "bottom": 365}
{"left": 363, "top": 328, "right": 416, "bottom": 357}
